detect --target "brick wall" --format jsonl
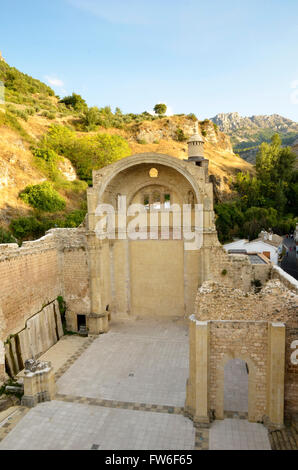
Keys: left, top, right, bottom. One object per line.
{"left": 0, "top": 234, "right": 61, "bottom": 338}
{"left": 0, "top": 228, "right": 91, "bottom": 340}
{"left": 209, "top": 321, "right": 268, "bottom": 421}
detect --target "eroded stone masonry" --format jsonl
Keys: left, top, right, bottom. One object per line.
{"left": 0, "top": 127, "right": 297, "bottom": 427}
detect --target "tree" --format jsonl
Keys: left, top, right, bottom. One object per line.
{"left": 154, "top": 103, "right": 167, "bottom": 116}
{"left": 59, "top": 93, "right": 87, "bottom": 112}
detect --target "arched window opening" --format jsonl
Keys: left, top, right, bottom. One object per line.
{"left": 164, "top": 193, "right": 171, "bottom": 209}
{"left": 152, "top": 191, "right": 161, "bottom": 210}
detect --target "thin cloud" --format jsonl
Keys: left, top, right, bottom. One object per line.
{"left": 45, "top": 76, "right": 64, "bottom": 88}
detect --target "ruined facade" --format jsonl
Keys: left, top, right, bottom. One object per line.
{"left": 0, "top": 127, "right": 297, "bottom": 427}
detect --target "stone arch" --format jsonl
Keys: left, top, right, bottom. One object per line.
{"left": 128, "top": 181, "right": 183, "bottom": 207}
{"left": 95, "top": 153, "right": 202, "bottom": 204}
{"left": 215, "top": 352, "right": 258, "bottom": 422}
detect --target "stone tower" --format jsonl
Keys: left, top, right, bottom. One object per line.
{"left": 187, "top": 122, "right": 209, "bottom": 172}
{"left": 187, "top": 121, "right": 205, "bottom": 160}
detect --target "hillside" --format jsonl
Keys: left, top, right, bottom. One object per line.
{"left": 211, "top": 112, "right": 298, "bottom": 163}
{"left": 0, "top": 59, "right": 253, "bottom": 240}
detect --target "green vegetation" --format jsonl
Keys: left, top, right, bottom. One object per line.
{"left": 175, "top": 128, "right": 187, "bottom": 142}
{"left": 19, "top": 182, "right": 66, "bottom": 212}
{"left": 215, "top": 134, "right": 298, "bottom": 242}
{"left": 40, "top": 124, "right": 131, "bottom": 184}
{"left": 82, "top": 106, "right": 161, "bottom": 131}
{"left": 0, "top": 227, "right": 17, "bottom": 244}
{"left": 9, "top": 209, "right": 87, "bottom": 242}
{"left": 0, "top": 109, "right": 33, "bottom": 142}
{"left": 234, "top": 130, "right": 298, "bottom": 153}
{"left": 0, "top": 61, "right": 54, "bottom": 98}
{"left": 57, "top": 295, "right": 77, "bottom": 335}
{"left": 154, "top": 103, "right": 167, "bottom": 116}
{"left": 59, "top": 93, "right": 87, "bottom": 112}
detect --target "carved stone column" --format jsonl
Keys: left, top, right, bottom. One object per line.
{"left": 21, "top": 359, "right": 56, "bottom": 408}
{"left": 86, "top": 233, "right": 109, "bottom": 334}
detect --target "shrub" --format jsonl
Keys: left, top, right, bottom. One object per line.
{"left": 8, "top": 108, "right": 28, "bottom": 121}
{"left": 60, "top": 93, "right": 87, "bottom": 112}
{"left": 0, "top": 227, "right": 17, "bottom": 244}
{"left": 32, "top": 147, "right": 58, "bottom": 162}
{"left": 42, "top": 110, "right": 56, "bottom": 119}
{"left": 19, "top": 182, "right": 66, "bottom": 212}
{"left": 187, "top": 113, "right": 197, "bottom": 121}
{"left": 63, "top": 210, "right": 86, "bottom": 227}
{"left": 175, "top": 128, "right": 187, "bottom": 142}
{"left": 10, "top": 216, "right": 46, "bottom": 241}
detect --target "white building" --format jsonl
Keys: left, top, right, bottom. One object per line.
{"left": 224, "top": 231, "right": 283, "bottom": 265}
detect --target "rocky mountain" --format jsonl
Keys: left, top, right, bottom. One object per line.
{"left": 210, "top": 112, "right": 298, "bottom": 163}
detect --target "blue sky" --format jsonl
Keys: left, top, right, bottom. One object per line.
{"left": 1, "top": 0, "right": 298, "bottom": 120}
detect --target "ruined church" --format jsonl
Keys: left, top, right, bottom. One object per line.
{"left": 0, "top": 127, "right": 297, "bottom": 429}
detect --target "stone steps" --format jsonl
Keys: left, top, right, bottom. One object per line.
{"left": 269, "top": 422, "right": 298, "bottom": 450}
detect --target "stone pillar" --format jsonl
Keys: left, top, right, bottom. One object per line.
{"left": 21, "top": 360, "right": 56, "bottom": 408}
{"left": 267, "top": 322, "right": 286, "bottom": 427}
{"left": 0, "top": 339, "right": 5, "bottom": 385}
{"left": 87, "top": 234, "right": 109, "bottom": 334}
{"left": 185, "top": 316, "right": 210, "bottom": 424}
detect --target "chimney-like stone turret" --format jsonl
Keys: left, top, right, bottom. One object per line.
{"left": 187, "top": 122, "right": 209, "bottom": 173}
{"left": 187, "top": 122, "right": 205, "bottom": 159}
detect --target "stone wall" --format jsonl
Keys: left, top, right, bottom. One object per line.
{"left": 209, "top": 320, "right": 268, "bottom": 422}
{"left": 191, "top": 278, "right": 298, "bottom": 422}
{"left": 271, "top": 265, "right": 298, "bottom": 294}
{"left": 0, "top": 227, "right": 91, "bottom": 378}
{"left": 5, "top": 300, "right": 63, "bottom": 377}
{"left": 0, "top": 234, "right": 60, "bottom": 338}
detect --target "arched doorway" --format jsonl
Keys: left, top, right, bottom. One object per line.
{"left": 224, "top": 358, "right": 249, "bottom": 414}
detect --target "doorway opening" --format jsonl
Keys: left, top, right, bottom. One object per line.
{"left": 224, "top": 358, "right": 248, "bottom": 413}
{"left": 77, "top": 314, "right": 86, "bottom": 331}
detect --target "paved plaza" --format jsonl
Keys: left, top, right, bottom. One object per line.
{"left": 0, "top": 317, "right": 272, "bottom": 450}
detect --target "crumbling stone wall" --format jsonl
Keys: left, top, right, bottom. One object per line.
{"left": 193, "top": 279, "right": 298, "bottom": 420}
{"left": 0, "top": 227, "right": 91, "bottom": 378}
{"left": 200, "top": 246, "right": 270, "bottom": 293}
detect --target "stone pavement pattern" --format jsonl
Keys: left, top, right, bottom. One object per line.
{"left": 209, "top": 419, "right": 271, "bottom": 450}
{"left": 0, "top": 317, "right": 272, "bottom": 450}
{"left": 57, "top": 317, "right": 189, "bottom": 407}
{"left": 0, "top": 400, "right": 195, "bottom": 450}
